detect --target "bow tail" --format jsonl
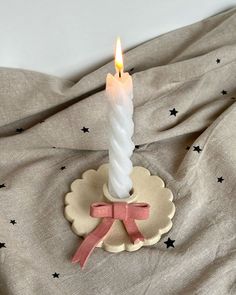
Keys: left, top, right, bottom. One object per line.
{"left": 72, "top": 217, "right": 114, "bottom": 268}
{"left": 123, "top": 218, "right": 145, "bottom": 244}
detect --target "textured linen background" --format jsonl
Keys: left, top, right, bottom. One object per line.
{"left": 0, "top": 7, "right": 236, "bottom": 295}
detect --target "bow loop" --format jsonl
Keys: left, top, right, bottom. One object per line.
{"left": 128, "top": 203, "right": 150, "bottom": 220}
{"left": 90, "top": 202, "right": 111, "bottom": 218}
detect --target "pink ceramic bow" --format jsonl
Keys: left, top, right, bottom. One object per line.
{"left": 72, "top": 201, "right": 150, "bottom": 268}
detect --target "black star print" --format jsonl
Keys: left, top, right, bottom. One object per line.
{"left": 0, "top": 242, "right": 6, "bottom": 248}
{"left": 164, "top": 238, "right": 175, "bottom": 248}
{"left": 193, "top": 145, "right": 202, "bottom": 153}
{"left": 60, "top": 166, "right": 66, "bottom": 170}
{"left": 0, "top": 183, "right": 6, "bottom": 188}
{"left": 221, "top": 90, "right": 227, "bottom": 95}
{"left": 128, "top": 67, "right": 135, "bottom": 75}
{"left": 217, "top": 176, "right": 224, "bottom": 183}
{"left": 216, "top": 58, "right": 221, "bottom": 64}
{"left": 16, "top": 128, "right": 24, "bottom": 133}
{"left": 135, "top": 145, "right": 140, "bottom": 149}
{"left": 81, "top": 127, "right": 89, "bottom": 133}
{"left": 10, "top": 220, "right": 17, "bottom": 225}
{"left": 52, "top": 146, "right": 56, "bottom": 149}
{"left": 52, "top": 272, "right": 60, "bottom": 278}
{"left": 169, "top": 108, "right": 178, "bottom": 117}
{"left": 186, "top": 146, "right": 190, "bottom": 150}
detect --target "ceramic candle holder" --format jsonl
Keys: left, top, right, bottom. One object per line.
{"left": 64, "top": 163, "right": 175, "bottom": 267}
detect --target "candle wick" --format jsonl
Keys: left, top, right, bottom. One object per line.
{"left": 119, "top": 70, "right": 121, "bottom": 78}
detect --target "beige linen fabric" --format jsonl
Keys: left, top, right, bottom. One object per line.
{"left": 0, "top": 7, "right": 236, "bottom": 295}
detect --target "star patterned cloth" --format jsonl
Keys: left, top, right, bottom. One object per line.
{"left": 0, "top": 242, "right": 6, "bottom": 248}
{"left": 169, "top": 108, "right": 178, "bottom": 116}
{"left": 164, "top": 238, "right": 175, "bottom": 248}
{"left": 0, "top": 7, "right": 236, "bottom": 295}
{"left": 52, "top": 272, "right": 60, "bottom": 278}
{"left": 16, "top": 128, "right": 24, "bottom": 133}
{"left": 81, "top": 126, "right": 89, "bottom": 133}
{"left": 217, "top": 176, "right": 224, "bottom": 183}
{"left": 193, "top": 145, "right": 202, "bottom": 153}
{"left": 221, "top": 90, "right": 227, "bottom": 95}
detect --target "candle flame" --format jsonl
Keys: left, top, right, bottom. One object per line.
{"left": 115, "top": 37, "right": 123, "bottom": 75}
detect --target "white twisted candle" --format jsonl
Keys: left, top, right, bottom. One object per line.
{"left": 106, "top": 72, "right": 134, "bottom": 198}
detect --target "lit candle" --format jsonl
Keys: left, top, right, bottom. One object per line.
{"left": 106, "top": 37, "right": 135, "bottom": 199}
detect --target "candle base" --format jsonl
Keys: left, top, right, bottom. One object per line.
{"left": 65, "top": 163, "right": 175, "bottom": 255}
